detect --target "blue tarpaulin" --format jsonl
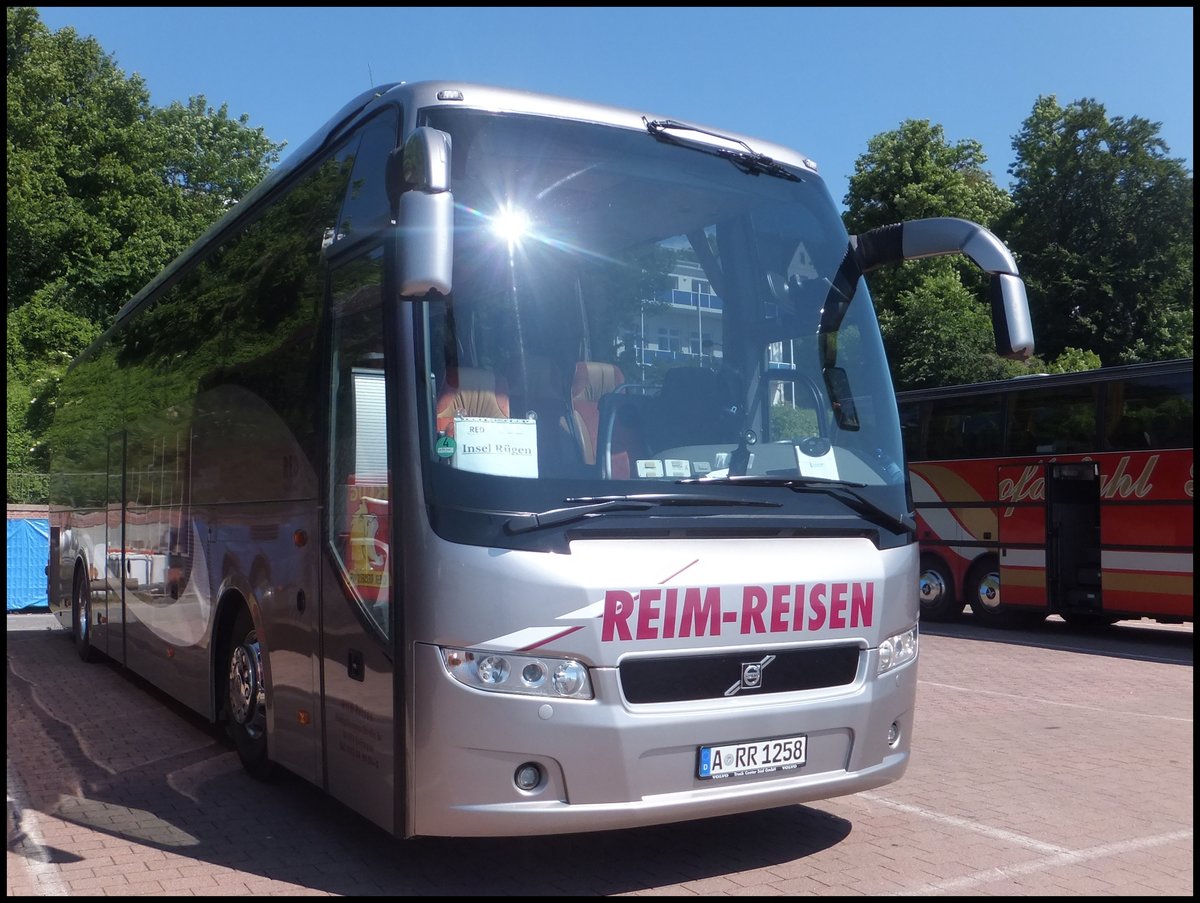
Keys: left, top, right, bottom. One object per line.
{"left": 7, "top": 518, "right": 50, "bottom": 611}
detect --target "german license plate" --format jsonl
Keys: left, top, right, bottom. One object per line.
{"left": 697, "top": 733, "right": 807, "bottom": 779}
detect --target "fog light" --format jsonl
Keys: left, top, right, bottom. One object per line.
{"left": 888, "top": 721, "right": 901, "bottom": 747}
{"left": 515, "top": 762, "right": 542, "bottom": 791}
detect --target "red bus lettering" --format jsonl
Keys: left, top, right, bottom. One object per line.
{"left": 680, "top": 586, "right": 721, "bottom": 637}
{"left": 851, "top": 582, "right": 875, "bottom": 627}
{"left": 662, "top": 587, "right": 678, "bottom": 639}
{"left": 636, "top": 588, "right": 661, "bottom": 640}
{"left": 807, "top": 583, "right": 828, "bottom": 630}
{"left": 770, "top": 584, "right": 792, "bottom": 633}
{"left": 602, "top": 589, "right": 635, "bottom": 641}
{"left": 740, "top": 585, "right": 768, "bottom": 634}
{"left": 829, "top": 582, "right": 848, "bottom": 628}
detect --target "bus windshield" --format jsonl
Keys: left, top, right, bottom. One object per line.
{"left": 417, "top": 108, "right": 906, "bottom": 543}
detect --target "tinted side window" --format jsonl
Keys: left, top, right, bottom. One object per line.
{"left": 898, "top": 401, "right": 924, "bottom": 461}
{"left": 1007, "top": 384, "right": 1097, "bottom": 455}
{"left": 1104, "top": 371, "right": 1194, "bottom": 451}
{"left": 926, "top": 394, "right": 1002, "bottom": 460}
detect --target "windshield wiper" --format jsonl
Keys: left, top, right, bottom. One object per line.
{"left": 505, "top": 492, "right": 780, "bottom": 535}
{"left": 676, "top": 476, "right": 916, "bottom": 537}
{"left": 644, "top": 118, "right": 801, "bottom": 182}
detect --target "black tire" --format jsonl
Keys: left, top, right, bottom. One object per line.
{"left": 224, "top": 608, "right": 275, "bottom": 780}
{"left": 72, "top": 567, "right": 100, "bottom": 663}
{"left": 918, "top": 553, "right": 963, "bottom": 621}
{"left": 966, "top": 557, "right": 1045, "bottom": 629}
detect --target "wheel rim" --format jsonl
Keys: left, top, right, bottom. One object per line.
{"left": 919, "top": 569, "right": 947, "bottom": 607}
{"left": 974, "top": 570, "right": 1001, "bottom": 612}
{"left": 229, "top": 634, "right": 266, "bottom": 739}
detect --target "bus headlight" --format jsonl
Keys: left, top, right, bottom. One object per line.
{"left": 877, "top": 625, "right": 918, "bottom": 675}
{"left": 442, "top": 647, "right": 594, "bottom": 699}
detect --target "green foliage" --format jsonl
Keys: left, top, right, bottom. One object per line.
{"left": 7, "top": 363, "right": 42, "bottom": 500}
{"left": 6, "top": 298, "right": 101, "bottom": 500}
{"left": 843, "top": 120, "right": 1013, "bottom": 314}
{"left": 843, "top": 119, "right": 1012, "bottom": 231}
{"left": 878, "top": 268, "right": 1017, "bottom": 390}
{"left": 7, "top": 7, "right": 283, "bottom": 502}
{"left": 1045, "top": 347, "right": 1103, "bottom": 374}
{"left": 843, "top": 103, "right": 1192, "bottom": 390}
{"left": 1000, "top": 95, "right": 1194, "bottom": 365}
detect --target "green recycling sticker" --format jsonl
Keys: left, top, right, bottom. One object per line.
{"left": 435, "top": 435, "right": 456, "bottom": 459}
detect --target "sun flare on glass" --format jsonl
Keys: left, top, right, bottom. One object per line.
{"left": 490, "top": 204, "right": 531, "bottom": 246}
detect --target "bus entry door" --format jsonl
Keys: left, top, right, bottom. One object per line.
{"left": 1045, "top": 461, "right": 1102, "bottom": 614}
{"left": 319, "top": 249, "right": 396, "bottom": 836}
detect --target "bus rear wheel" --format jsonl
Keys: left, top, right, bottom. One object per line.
{"left": 967, "top": 558, "right": 1045, "bottom": 629}
{"left": 918, "top": 554, "right": 963, "bottom": 621}
{"left": 224, "top": 609, "right": 275, "bottom": 780}
{"left": 72, "top": 566, "right": 100, "bottom": 663}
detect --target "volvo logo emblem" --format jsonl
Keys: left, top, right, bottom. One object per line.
{"left": 724, "top": 654, "right": 776, "bottom": 696}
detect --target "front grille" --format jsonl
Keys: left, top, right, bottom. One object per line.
{"left": 619, "top": 645, "right": 861, "bottom": 704}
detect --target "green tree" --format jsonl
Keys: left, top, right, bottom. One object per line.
{"left": 878, "top": 268, "right": 1028, "bottom": 390}
{"left": 843, "top": 119, "right": 1023, "bottom": 389}
{"left": 1001, "top": 95, "right": 1193, "bottom": 365}
{"left": 7, "top": 8, "right": 283, "bottom": 501}
{"left": 1044, "top": 346, "right": 1102, "bottom": 374}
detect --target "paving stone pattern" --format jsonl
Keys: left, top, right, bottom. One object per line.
{"left": 7, "top": 613, "right": 1193, "bottom": 896}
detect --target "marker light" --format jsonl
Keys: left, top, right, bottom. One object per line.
{"left": 442, "top": 647, "right": 594, "bottom": 699}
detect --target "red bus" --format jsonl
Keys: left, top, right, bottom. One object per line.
{"left": 897, "top": 359, "right": 1193, "bottom": 628}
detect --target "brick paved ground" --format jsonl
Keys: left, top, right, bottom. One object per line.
{"left": 7, "top": 612, "right": 1193, "bottom": 896}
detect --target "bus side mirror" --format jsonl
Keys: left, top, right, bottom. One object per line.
{"left": 988, "top": 272, "right": 1034, "bottom": 360}
{"left": 394, "top": 127, "right": 454, "bottom": 298}
{"left": 853, "top": 217, "right": 1035, "bottom": 361}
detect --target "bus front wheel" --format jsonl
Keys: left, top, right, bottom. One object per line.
{"left": 72, "top": 566, "right": 100, "bottom": 663}
{"left": 918, "top": 554, "right": 963, "bottom": 621}
{"left": 225, "top": 608, "right": 275, "bottom": 780}
{"left": 966, "top": 558, "right": 1007, "bottom": 627}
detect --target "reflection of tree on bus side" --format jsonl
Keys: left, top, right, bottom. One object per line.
{"left": 47, "top": 155, "right": 356, "bottom": 510}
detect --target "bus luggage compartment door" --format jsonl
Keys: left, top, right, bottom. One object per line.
{"left": 997, "top": 462, "right": 1048, "bottom": 612}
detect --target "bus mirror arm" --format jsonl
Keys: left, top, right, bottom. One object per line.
{"left": 394, "top": 127, "right": 454, "bottom": 299}
{"left": 851, "top": 217, "right": 1034, "bottom": 361}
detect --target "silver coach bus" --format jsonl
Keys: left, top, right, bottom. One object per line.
{"left": 47, "top": 81, "right": 1032, "bottom": 838}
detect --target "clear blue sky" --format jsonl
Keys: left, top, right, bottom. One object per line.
{"left": 34, "top": 7, "right": 1193, "bottom": 207}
